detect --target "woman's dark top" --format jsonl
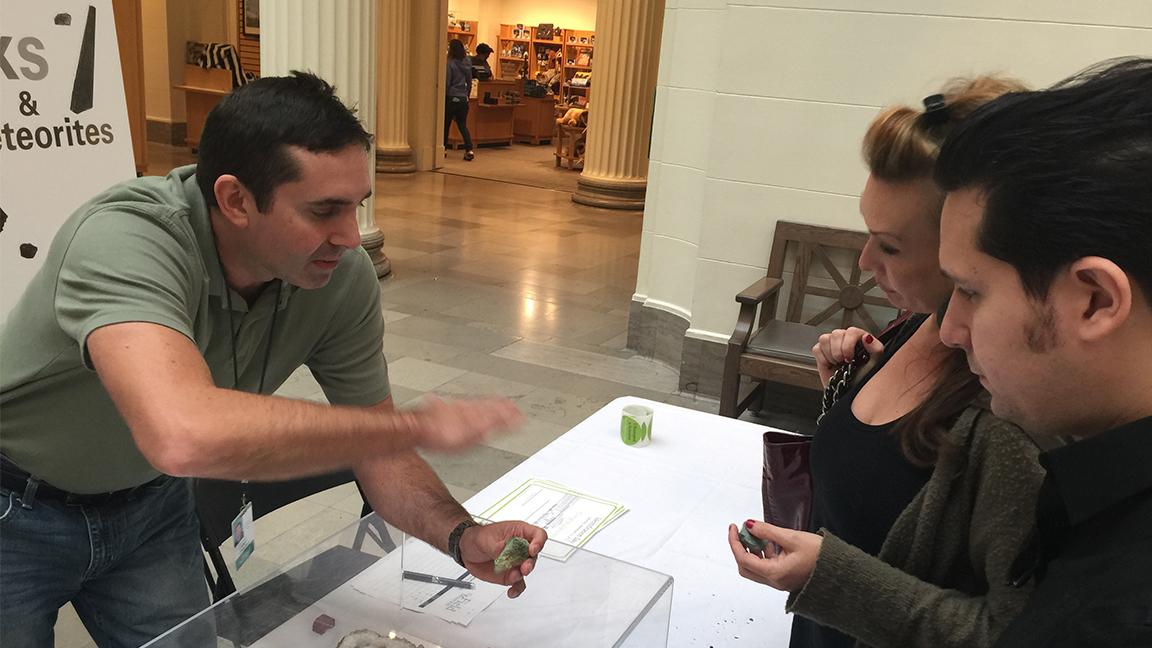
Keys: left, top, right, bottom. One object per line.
{"left": 790, "top": 313, "right": 934, "bottom": 648}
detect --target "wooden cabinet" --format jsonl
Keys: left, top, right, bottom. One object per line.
{"left": 497, "top": 25, "right": 530, "bottom": 80}
{"left": 448, "top": 20, "right": 478, "bottom": 51}
{"left": 513, "top": 97, "right": 558, "bottom": 144}
{"left": 447, "top": 79, "right": 519, "bottom": 149}
{"left": 528, "top": 25, "right": 563, "bottom": 84}
{"left": 173, "top": 66, "right": 231, "bottom": 150}
{"left": 497, "top": 24, "right": 595, "bottom": 108}
{"left": 447, "top": 101, "right": 516, "bottom": 148}
{"left": 561, "top": 30, "right": 594, "bottom": 108}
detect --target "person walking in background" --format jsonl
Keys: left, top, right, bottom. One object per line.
{"left": 445, "top": 39, "right": 475, "bottom": 161}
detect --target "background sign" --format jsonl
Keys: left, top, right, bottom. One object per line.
{"left": 0, "top": 0, "right": 135, "bottom": 320}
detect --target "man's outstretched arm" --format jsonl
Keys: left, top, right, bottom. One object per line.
{"left": 87, "top": 321, "right": 522, "bottom": 480}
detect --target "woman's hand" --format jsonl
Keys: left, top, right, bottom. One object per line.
{"left": 812, "top": 327, "right": 885, "bottom": 388}
{"left": 728, "top": 520, "right": 822, "bottom": 593}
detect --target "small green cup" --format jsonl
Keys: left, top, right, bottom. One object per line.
{"left": 620, "top": 405, "right": 653, "bottom": 447}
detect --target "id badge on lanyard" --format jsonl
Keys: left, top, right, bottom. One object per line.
{"left": 218, "top": 276, "right": 283, "bottom": 571}
{"left": 231, "top": 489, "right": 255, "bottom": 570}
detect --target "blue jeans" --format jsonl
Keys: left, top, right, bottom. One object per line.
{"left": 0, "top": 474, "right": 211, "bottom": 647}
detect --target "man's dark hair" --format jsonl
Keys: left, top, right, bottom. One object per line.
{"left": 475, "top": 42, "right": 493, "bottom": 56}
{"left": 196, "top": 71, "right": 373, "bottom": 212}
{"left": 935, "top": 57, "right": 1152, "bottom": 303}
{"left": 448, "top": 39, "right": 466, "bottom": 60}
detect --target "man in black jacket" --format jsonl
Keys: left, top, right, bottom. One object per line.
{"left": 471, "top": 43, "right": 494, "bottom": 80}
{"left": 935, "top": 57, "right": 1152, "bottom": 647}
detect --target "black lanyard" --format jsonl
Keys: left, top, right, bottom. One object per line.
{"left": 220, "top": 280, "right": 282, "bottom": 507}
{"left": 213, "top": 232, "right": 283, "bottom": 506}
{"left": 220, "top": 279, "right": 283, "bottom": 394}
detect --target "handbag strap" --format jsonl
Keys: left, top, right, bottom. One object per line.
{"left": 818, "top": 358, "right": 859, "bottom": 425}
{"left": 817, "top": 311, "right": 919, "bottom": 424}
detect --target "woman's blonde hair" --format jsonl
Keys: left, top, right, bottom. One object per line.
{"left": 863, "top": 75, "right": 1028, "bottom": 467}
{"left": 863, "top": 76, "right": 1028, "bottom": 182}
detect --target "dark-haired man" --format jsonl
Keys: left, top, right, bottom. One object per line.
{"left": 472, "top": 42, "right": 494, "bottom": 80}
{"left": 0, "top": 72, "right": 545, "bottom": 646}
{"left": 935, "top": 57, "right": 1152, "bottom": 646}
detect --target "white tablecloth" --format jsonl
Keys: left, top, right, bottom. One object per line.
{"left": 465, "top": 396, "right": 794, "bottom": 648}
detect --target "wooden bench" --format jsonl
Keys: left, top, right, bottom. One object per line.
{"left": 554, "top": 123, "right": 586, "bottom": 169}
{"left": 719, "top": 221, "right": 895, "bottom": 418}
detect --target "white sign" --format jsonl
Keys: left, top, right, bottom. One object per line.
{"left": 0, "top": 0, "right": 135, "bottom": 319}
{"left": 479, "top": 478, "right": 628, "bottom": 560}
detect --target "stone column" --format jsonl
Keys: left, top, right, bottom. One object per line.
{"left": 375, "top": 0, "right": 416, "bottom": 173}
{"left": 261, "top": 0, "right": 391, "bottom": 277}
{"left": 407, "top": 0, "right": 448, "bottom": 170}
{"left": 572, "top": 0, "right": 665, "bottom": 211}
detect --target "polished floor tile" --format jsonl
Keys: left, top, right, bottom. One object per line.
{"left": 383, "top": 314, "right": 522, "bottom": 353}
{"left": 380, "top": 308, "right": 413, "bottom": 324}
{"left": 276, "top": 365, "right": 326, "bottom": 401}
{"left": 438, "top": 140, "right": 579, "bottom": 194}
{"left": 248, "top": 506, "right": 361, "bottom": 567}
{"left": 144, "top": 141, "right": 196, "bottom": 176}
{"left": 381, "top": 331, "right": 471, "bottom": 366}
{"left": 54, "top": 604, "right": 96, "bottom": 648}
{"left": 433, "top": 371, "right": 540, "bottom": 401}
{"left": 385, "top": 357, "right": 469, "bottom": 392}
{"left": 494, "top": 339, "right": 680, "bottom": 392}
{"left": 479, "top": 416, "right": 572, "bottom": 457}
{"left": 511, "top": 386, "right": 613, "bottom": 429}
{"left": 417, "top": 444, "right": 528, "bottom": 493}
{"left": 386, "top": 385, "right": 424, "bottom": 407}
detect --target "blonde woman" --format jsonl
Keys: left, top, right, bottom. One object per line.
{"left": 730, "top": 77, "right": 1044, "bottom": 648}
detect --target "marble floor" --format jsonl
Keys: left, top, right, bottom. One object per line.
{"left": 55, "top": 147, "right": 741, "bottom": 647}
{"left": 439, "top": 139, "right": 579, "bottom": 193}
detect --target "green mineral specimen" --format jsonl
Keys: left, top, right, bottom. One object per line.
{"left": 738, "top": 524, "right": 768, "bottom": 554}
{"left": 494, "top": 536, "right": 531, "bottom": 575}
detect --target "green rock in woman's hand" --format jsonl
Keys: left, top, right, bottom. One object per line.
{"left": 494, "top": 536, "right": 531, "bottom": 575}
{"left": 738, "top": 524, "right": 769, "bottom": 554}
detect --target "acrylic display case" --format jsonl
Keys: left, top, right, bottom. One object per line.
{"left": 144, "top": 514, "right": 673, "bottom": 647}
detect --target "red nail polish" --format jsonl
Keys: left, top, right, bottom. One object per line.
{"left": 864, "top": 334, "right": 874, "bottom": 344}
{"left": 745, "top": 520, "right": 755, "bottom": 529}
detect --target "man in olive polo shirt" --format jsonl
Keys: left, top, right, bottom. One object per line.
{"left": 0, "top": 72, "right": 545, "bottom": 647}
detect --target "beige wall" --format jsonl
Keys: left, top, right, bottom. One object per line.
{"left": 639, "top": 0, "right": 1152, "bottom": 346}
{"left": 448, "top": 0, "right": 496, "bottom": 47}
{"left": 142, "top": 0, "right": 232, "bottom": 124}
{"left": 499, "top": 0, "right": 596, "bottom": 31}
{"left": 141, "top": 0, "right": 173, "bottom": 121}
{"left": 448, "top": 0, "right": 597, "bottom": 53}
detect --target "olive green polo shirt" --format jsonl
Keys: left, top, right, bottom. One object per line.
{"left": 0, "top": 165, "right": 390, "bottom": 493}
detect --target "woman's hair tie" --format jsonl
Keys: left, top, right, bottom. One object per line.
{"left": 921, "top": 93, "right": 951, "bottom": 126}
